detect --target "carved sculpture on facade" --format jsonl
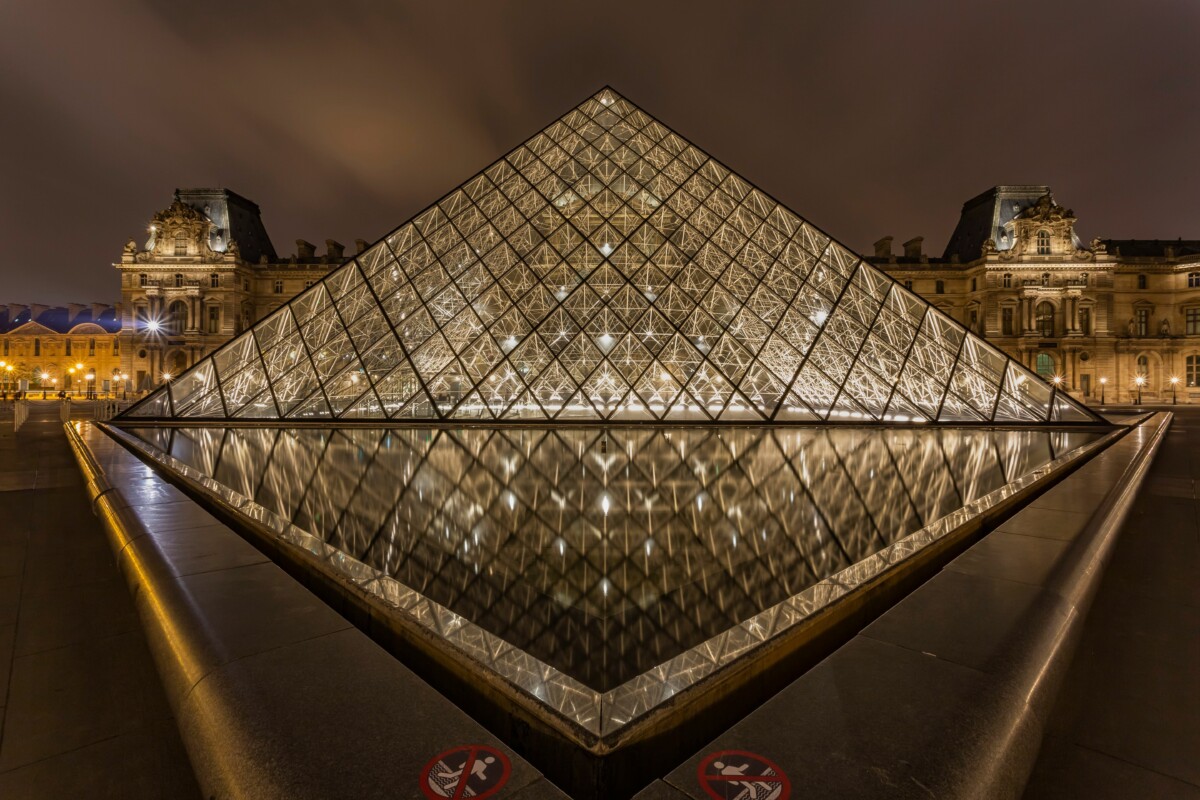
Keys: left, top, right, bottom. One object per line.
{"left": 137, "top": 198, "right": 220, "bottom": 262}
{"left": 1160, "top": 317, "right": 1171, "bottom": 337}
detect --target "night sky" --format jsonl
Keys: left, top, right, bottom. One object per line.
{"left": 3, "top": 1, "right": 1197, "bottom": 305}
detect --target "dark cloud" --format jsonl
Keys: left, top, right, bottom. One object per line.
{"left": 2, "top": 0, "right": 1197, "bottom": 304}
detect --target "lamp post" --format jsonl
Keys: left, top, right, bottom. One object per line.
{"left": 1171, "top": 375, "right": 1180, "bottom": 405}
{"left": 67, "top": 367, "right": 75, "bottom": 397}
{"left": 41, "top": 372, "right": 50, "bottom": 400}
{"left": 1099, "top": 376, "right": 1107, "bottom": 405}
{"left": 120, "top": 373, "right": 129, "bottom": 400}
{"left": 3, "top": 363, "right": 12, "bottom": 396}
{"left": 1135, "top": 374, "right": 1145, "bottom": 406}
{"left": 85, "top": 371, "right": 95, "bottom": 400}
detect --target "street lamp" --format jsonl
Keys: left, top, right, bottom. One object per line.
{"left": 120, "top": 372, "right": 129, "bottom": 400}
{"left": 162, "top": 372, "right": 173, "bottom": 382}
{"left": 68, "top": 367, "right": 76, "bottom": 396}
{"left": 1135, "top": 374, "right": 1145, "bottom": 405}
{"left": 85, "top": 371, "right": 95, "bottom": 400}
{"left": 3, "top": 363, "right": 12, "bottom": 397}
{"left": 1171, "top": 375, "right": 1180, "bottom": 405}
{"left": 1099, "top": 376, "right": 1107, "bottom": 405}
{"left": 40, "top": 372, "right": 50, "bottom": 400}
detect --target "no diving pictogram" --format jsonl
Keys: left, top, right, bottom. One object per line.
{"left": 697, "top": 749, "right": 791, "bottom": 800}
{"left": 420, "top": 744, "right": 512, "bottom": 799}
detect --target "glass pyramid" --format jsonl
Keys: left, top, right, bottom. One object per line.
{"left": 122, "top": 88, "right": 1101, "bottom": 425}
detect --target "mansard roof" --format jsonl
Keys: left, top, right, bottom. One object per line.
{"left": 121, "top": 89, "right": 1100, "bottom": 425}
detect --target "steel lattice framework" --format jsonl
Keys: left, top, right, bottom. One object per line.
{"left": 122, "top": 88, "right": 1101, "bottom": 424}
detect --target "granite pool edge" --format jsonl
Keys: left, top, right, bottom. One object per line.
{"left": 63, "top": 420, "right": 564, "bottom": 800}
{"left": 649, "top": 411, "right": 1171, "bottom": 800}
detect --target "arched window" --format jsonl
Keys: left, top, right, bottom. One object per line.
{"left": 1137, "top": 355, "right": 1151, "bottom": 388}
{"left": 1003, "top": 273, "right": 1012, "bottom": 288}
{"left": 1189, "top": 272, "right": 1200, "bottom": 288}
{"left": 1187, "top": 355, "right": 1199, "bottom": 387}
{"left": 174, "top": 273, "right": 184, "bottom": 288}
{"left": 166, "top": 300, "right": 188, "bottom": 335}
{"left": 210, "top": 273, "right": 220, "bottom": 288}
{"left": 174, "top": 232, "right": 188, "bottom": 256}
{"left": 1037, "top": 230, "right": 1051, "bottom": 255}
{"left": 1041, "top": 272, "right": 1050, "bottom": 287}
{"left": 1035, "top": 353, "right": 1054, "bottom": 378}
{"left": 935, "top": 280, "right": 945, "bottom": 294}
{"left": 1036, "top": 302, "right": 1055, "bottom": 337}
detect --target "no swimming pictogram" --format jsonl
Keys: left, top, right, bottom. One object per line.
{"left": 697, "top": 749, "right": 791, "bottom": 800}
{"left": 420, "top": 744, "right": 512, "bottom": 799}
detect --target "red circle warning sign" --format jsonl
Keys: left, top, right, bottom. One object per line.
{"left": 420, "top": 745, "right": 512, "bottom": 799}
{"left": 697, "top": 749, "right": 791, "bottom": 800}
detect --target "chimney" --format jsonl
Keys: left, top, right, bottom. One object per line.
{"left": 295, "top": 239, "right": 316, "bottom": 259}
{"left": 356, "top": 239, "right": 369, "bottom": 255}
{"left": 325, "top": 239, "right": 345, "bottom": 261}
{"left": 873, "top": 236, "right": 893, "bottom": 259}
{"left": 903, "top": 237, "right": 924, "bottom": 260}
{"left": 67, "top": 303, "right": 86, "bottom": 324}
{"left": 1164, "top": 244, "right": 1176, "bottom": 260}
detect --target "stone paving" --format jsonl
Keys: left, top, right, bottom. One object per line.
{"left": 0, "top": 402, "right": 199, "bottom": 798}
{"left": 1023, "top": 407, "right": 1200, "bottom": 799}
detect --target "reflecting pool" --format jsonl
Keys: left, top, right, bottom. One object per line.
{"left": 116, "top": 424, "right": 1100, "bottom": 732}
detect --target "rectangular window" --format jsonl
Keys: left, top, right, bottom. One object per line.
{"left": 112, "top": 337, "right": 118, "bottom": 355}
{"left": 1190, "top": 273, "right": 1200, "bottom": 288}
{"left": 139, "top": 273, "right": 147, "bottom": 287}
{"left": 1136, "top": 308, "right": 1150, "bottom": 336}
{"left": 34, "top": 339, "right": 40, "bottom": 357}
{"left": 65, "top": 339, "right": 72, "bottom": 356}
{"left": 2, "top": 340, "right": 7, "bottom": 356}
{"left": 88, "top": 338, "right": 95, "bottom": 356}
{"left": 207, "top": 306, "right": 221, "bottom": 334}
{"left": 1188, "top": 309, "right": 1200, "bottom": 335}
{"left": 1080, "top": 375, "right": 1090, "bottom": 396}
{"left": 1002, "top": 307, "right": 1014, "bottom": 335}
{"left": 210, "top": 273, "right": 220, "bottom": 288}
{"left": 903, "top": 280, "right": 912, "bottom": 290}
{"left": 1138, "top": 274, "right": 1147, "bottom": 290}
{"left": 1188, "top": 355, "right": 1200, "bottom": 387}
{"left": 1079, "top": 308, "right": 1090, "bottom": 335}
{"left": 935, "top": 280, "right": 945, "bottom": 294}
{"left": 274, "top": 279, "right": 284, "bottom": 294}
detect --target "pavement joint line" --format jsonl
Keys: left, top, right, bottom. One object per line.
{"left": 0, "top": 730, "right": 130, "bottom": 776}
{"left": 1072, "top": 742, "right": 1200, "bottom": 790}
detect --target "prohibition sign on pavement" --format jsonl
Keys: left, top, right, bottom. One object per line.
{"left": 697, "top": 749, "right": 791, "bottom": 800}
{"left": 420, "top": 745, "right": 512, "bottom": 799}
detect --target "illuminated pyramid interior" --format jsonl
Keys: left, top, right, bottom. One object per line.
{"left": 122, "top": 88, "right": 1100, "bottom": 424}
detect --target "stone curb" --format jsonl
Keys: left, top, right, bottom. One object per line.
{"left": 64, "top": 421, "right": 565, "bottom": 800}
{"left": 649, "top": 412, "right": 1171, "bottom": 800}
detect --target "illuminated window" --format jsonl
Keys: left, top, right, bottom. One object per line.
{"left": 1002, "top": 307, "right": 1014, "bottom": 335}
{"left": 1138, "top": 274, "right": 1147, "bottom": 290}
{"left": 1187, "top": 308, "right": 1200, "bottom": 335}
{"left": 1188, "top": 355, "right": 1199, "bottom": 387}
{"left": 1003, "top": 273, "right": 1012, "bottom": 288}
{"left": 935, "top": 280, "right": 944, "bottom": 294}
{"left": 1035, "top": 352, "right": 1053, "bottom": 377}
{"left": 1036, "top": 230, "right": 1051, "bottom": 255}
{"left": 1136, "top": 308, "right": 1149, "bottom": 336}
{"left": 1137, "top": 355, "right": 1150, "bottom": 388}
{"left": 1189, "top": 272, "right": 1200, "bottom": 288}
{"left": 207, "top": 305, "right": 221, "bottom": 334}
{"left": 1036, "top": 302, "right": 1055, "bottom": 337}
{"left": 174, "top": 232, "right": 188, "bottom": 256}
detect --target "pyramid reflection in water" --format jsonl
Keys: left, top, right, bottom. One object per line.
{"left": 122, "top": 424, "right": 1098, "bottom": 693}
{"left": 122, "top": 88, "right": 1100, "bottom": 424}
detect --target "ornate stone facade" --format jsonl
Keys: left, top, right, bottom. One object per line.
{"left": 870, "top": 186, "right": 1200, "bottom": 404}
{"left": 0, "top": 304, "right": 122, "bottom": 395}
{"left": 115, "top": 189, "right": 353, "bottom": 391}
